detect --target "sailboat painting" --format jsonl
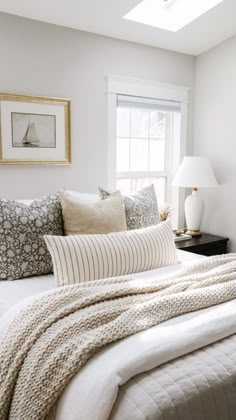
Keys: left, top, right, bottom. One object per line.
{"left": 0, "top": 92, "right": 70, "bottom": 165}
{"left": 11, "top": 113, "right": 56, "bottom": 148}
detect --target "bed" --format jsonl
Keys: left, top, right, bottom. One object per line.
{"left": 1, "top": 249, "right": 236, "bottom": 420}
{"left": 0, "top": 249, "right": 198, "bottom": 317}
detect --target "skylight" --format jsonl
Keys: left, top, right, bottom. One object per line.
{"left": 124, "top": 0, "right": 224, "bottom": 32}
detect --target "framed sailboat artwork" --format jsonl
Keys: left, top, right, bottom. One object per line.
{"left": 0, "top": 93, "right": 71, "bottom": 165}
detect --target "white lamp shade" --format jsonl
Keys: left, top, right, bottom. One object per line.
{"left": 173, "top": 156, "right": 218, "bottom": 188}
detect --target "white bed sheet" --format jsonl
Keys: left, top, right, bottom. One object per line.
{"left": 0, "top": 250, "right": 203, "bottom": 317}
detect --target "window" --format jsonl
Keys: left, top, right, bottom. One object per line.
{"left": 116, "top": 95, "right": 181, "bottom": 203}
{"left": 107, "top": 76, "right": 189, "bottom": 229}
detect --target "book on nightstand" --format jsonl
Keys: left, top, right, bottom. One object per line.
{"left": 174, "top": 233, "right": 192, "bottom": 242}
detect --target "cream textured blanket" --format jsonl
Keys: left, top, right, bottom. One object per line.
{"left": 1, "top": 254, "right": 236, "bottom": 420}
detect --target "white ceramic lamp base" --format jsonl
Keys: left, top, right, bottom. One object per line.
{"left": 185, "top": 189, "right": 204, "bottom": 236}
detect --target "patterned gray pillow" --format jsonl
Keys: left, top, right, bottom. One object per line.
{"left": 0, "top": 194, "right": 63, "bottom": 280}
{"left": 99, "top": 185, "right": 160, "bottom": 230}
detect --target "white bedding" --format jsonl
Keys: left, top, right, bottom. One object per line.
{"left": 56, "top": 299, "right": 236, "bottom": 420}
{"left": 2, "top": 250, "right": 236, "bottom": 420}
{"left": 0, "top": 250, "right": 202, "bottom": 317}
{"left": 1, "top": 249, "right": 213, "bottom": 420}
{"left": 0, "top": 274, "right": 55, "bottom": 316}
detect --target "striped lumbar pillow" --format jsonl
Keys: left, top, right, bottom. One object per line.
{"left": 44, "top": 220, "right": 177, "bottom": 287}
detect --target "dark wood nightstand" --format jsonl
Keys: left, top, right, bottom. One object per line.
{"left": 175, "top": 233, "right": 229, "bottom": 256}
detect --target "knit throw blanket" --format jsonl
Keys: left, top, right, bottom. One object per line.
{"left": 1, "top": 254, "right": 236, "bottom": 420}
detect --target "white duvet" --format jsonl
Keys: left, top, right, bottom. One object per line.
{"left": 2, "top": 250, "right": 236, "bottom": 420}
{"left": 56, "top": 299, "right": 236, "bottom": 420}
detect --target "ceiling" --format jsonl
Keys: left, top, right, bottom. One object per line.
{"left": 0, "top": 0, "right": 236, "bottom": 56}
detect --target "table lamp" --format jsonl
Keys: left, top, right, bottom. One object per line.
{"left": 173, "top": 156, "right": 218, "bottom": 236}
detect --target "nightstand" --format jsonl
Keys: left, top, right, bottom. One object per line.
{"left": 175, "top": 233, "right": 229, "bottom": 256}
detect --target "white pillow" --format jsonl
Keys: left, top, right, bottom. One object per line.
{"left": 17, "top": 191, "right": 98, "bottom": 206}
{"left": 45, "top": 220, "right": 177, "bottom": 287}
{"left": 64, "top": 190, "right": 98, "bottom": 204}
{"left": 16, "top": 199, "right": 33, "bottom": 205}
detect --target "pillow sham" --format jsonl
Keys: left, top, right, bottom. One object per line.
{"left": 99, "top": 185, "right": 160, "bottom": 230}
{"left": 44, "top": 220, "right": 177, "bottom": 287}
{"left": 60, "top": 191, "right": 127, "bottom": 235}
{"left": 0, "top": 194, "right": 63, "bottom": 280}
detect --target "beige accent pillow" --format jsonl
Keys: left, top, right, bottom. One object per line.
{"left": 60, "top": 191, "right": 127, "bottom": 235}
{"left": 44, "top": 220, "right": 178, "bottom": 286}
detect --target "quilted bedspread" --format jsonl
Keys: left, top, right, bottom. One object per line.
{"left": 110, "top": 333, "right": 236, "bottom": 420}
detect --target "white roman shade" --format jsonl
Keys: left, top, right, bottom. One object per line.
{"left": 117, "top": 95, "right": 181, "bottom": 112}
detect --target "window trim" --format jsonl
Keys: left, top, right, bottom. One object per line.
{"left": 107, "top": 75, "right": 190, "bottom": 229}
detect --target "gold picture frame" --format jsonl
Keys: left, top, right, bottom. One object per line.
{"left": 0, "top": 93, "right": 71, "bottom": 165}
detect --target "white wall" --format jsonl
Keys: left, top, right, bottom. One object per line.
{"left": 194, "top": 35, "right": 236, "bottom": 251}
{"left": 0, "top": 12, "right": 195, "bottom": 199}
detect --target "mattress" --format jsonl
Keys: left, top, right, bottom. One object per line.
{"left": 0, "top": 249, "right": 202, "bottom": 317}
